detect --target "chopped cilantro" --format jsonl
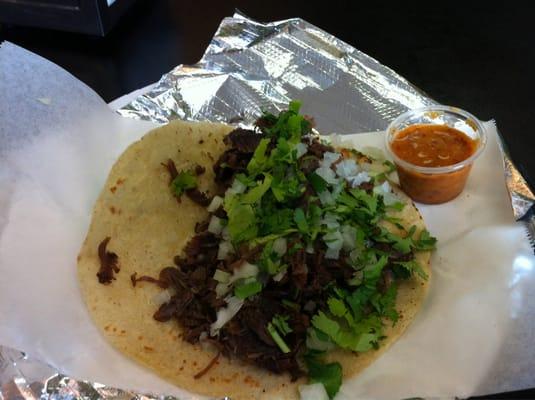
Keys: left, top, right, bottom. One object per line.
{"left": 294, "top": 207, "right": 308, "bottom": 233}
{"left": 170, "top": 171, "right": 197, "bottom": 197}
{"left": 267, "top": 322, "right": 291, "bottom": 353}
{"left": 305, "top": 351, "right": 342, "bottom": 399}
{"left": 272, "top": 314, "right": 293, "bottom": 336}
{"left": 308, "top": 172, "right": 328, "bottom": 193}
{"left": 234, "top": 279, "right": 262, "bottom": 299}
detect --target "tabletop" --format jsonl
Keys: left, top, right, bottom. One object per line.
{"left": 1, "top": 1, "right": 534, "bottom": 398}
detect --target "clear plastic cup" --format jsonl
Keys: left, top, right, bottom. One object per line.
{"left": 385, "top": 106, "right": 487, "bottom": 204}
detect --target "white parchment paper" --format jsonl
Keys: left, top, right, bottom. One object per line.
{"left": 1, "top": 42, "right": 534, "bottom": 399}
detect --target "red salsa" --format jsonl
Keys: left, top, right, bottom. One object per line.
{"left": 391, "top": 124, "right": 478, "bottom": 167}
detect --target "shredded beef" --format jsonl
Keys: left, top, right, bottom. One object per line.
{"left": 289, "top": 248, "right": 307, "bottom": 289}
{"left": 162, "top": 159, "right": 178, "bottom": 182}
{"left": 185, "top": 188, "right": 211, "bottom": 206}
{"left": 298, "top": 155, "right": 320, "bottom": 175}
{"left": 224, "top": 128, "right": 264, "bottom": 153}
{"left": 96, "top": 237, "right": 119, "bottom": 284}
{"left": 307, "top": 140, "right": 334, "bottom": 158}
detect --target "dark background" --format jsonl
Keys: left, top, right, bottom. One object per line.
{"left": 1, "top": 2, "right": 534, "bottom": 398}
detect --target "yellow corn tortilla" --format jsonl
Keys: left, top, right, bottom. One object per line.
{"left": 77, "top": 120, "right": 431, "bottom": 399}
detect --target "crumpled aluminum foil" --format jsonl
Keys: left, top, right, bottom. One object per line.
{"left": 2, "top": 11, "right": 534, "bottom": 400}
{"left": 0, "top": 344, "right": 228, "bottom": 400}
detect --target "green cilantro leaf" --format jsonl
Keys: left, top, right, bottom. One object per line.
{"left": 272, "top": 314, "right": 293, "bottom": 336}
{"left": 305, "top": 353, "right": 342, "bottom": 399}
{"left": 242, "top": 174, "right": 272, "bottom": 204}
{"left": 413, "top": 229, "right": 438, "bottom": 250}
{"left": 234, "top": 279, "right": 262, "bottom": 299}
{"left": 247, "top": 138, "right": 271, "bottom": 174}
{"left": 294, "top": 207, "right": 309, "bottom": 233}
{"left": 308, "top": 172, "right": 328, "bottom": 193}
{"left": 267, "top": 322, "right": 291, "bottom": 353}
{"left": 170, "top": 171, "right": 197, "bottom": 197}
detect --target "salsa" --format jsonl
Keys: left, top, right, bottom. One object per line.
{"left": 389, "top": 124, "right": 480, "bottom": 204}
{"left": 391, "top": 124, "right": 478, "bottom": 168}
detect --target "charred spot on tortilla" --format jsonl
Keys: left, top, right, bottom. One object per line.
{"left": 96, "top": 237, "right": 119, "bottom": 284}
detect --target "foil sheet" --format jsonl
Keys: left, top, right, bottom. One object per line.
{"left": 0, "top": 345, "right": 228, "bottom": 400}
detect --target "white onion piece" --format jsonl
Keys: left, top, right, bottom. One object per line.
{"left": 225, "top": 179, "right": 246, "bottom": 196}
{"left": 207, "top": 195, "right": 223, "bottom": 212}
{"left": 273, "top": 267, "right": 288, "bottom": 282}
{"left": 335, "top": 158, "right": 359, "bottom": 178}
{"left": 320, "top": 151, "right": 341, "bottom": 168}
{"left": 213, "top": 269, "right": 230, "bottom": 283}
{"left": 208, "top": 215, "right": 224, "bottom": 235}
{"left": 306, "top": 243, "right": 314, "bottom": 254}
{"left": 321, "top": 213, "right": 340, "bottom": 229}
{"left": 315, "top": 166, "right": 338, "bottom": 185}
{"left": 233, "top": 261, "right": 259, "bottom": 281}
{"left": 272, "top": 237, "right": 287, "bottom": 257}
{"left": 373, "top": 181, "right": 399, "bottom": 205}
{"left": 215, "top": 282, "right": 231, "bottom": 297}
{"left": 210, "top": 296, "right": 244, "bottom": 336}
{"left": 217, "top": 240, "right": 234, "bottom": 260}
{"left": 348, "top": 171, "right": 371, "bottom": 188}
{"left": 298, "top": 383, "right": 329, "bottom": 400}
{"left": 325, "top": 247, "right": 340, "bottom": 260}
{"left": 221, "top": 226, "right": 231, "bottom": 241}
{"left": 150, "top": 289, "right": 172, "bottom": 307}
{"left": 295, "top": 142, "right": 308, "bottom": 158}
{"left": 341, "top": 225, "right": 357, "bottom": 251}
{"left": 318, "top": 190, "right": 335, "bottom": 205}
{"left": 324, "top": 232, "right": 343, "bottom": 249}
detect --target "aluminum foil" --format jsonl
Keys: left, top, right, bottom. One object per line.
{"left": 0, "top": 345, "right": 228, "bottom": 400}
{"left": 117, "top": 11, "right": 433, "bottom": 133}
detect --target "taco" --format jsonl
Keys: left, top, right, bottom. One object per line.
{"left": 77, "top": 102, "right": 435, "bottom": 399}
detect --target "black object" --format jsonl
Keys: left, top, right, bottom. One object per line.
{"left": 0, "top": 0, "right": 137, "bottom": 35}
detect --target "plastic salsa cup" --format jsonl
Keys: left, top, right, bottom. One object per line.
{"left": 385, "top": 106, "right": 487, "bottom": 204}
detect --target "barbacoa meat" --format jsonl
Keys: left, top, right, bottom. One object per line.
{"left": 96, "top": 237, "right": 119, "bottom": 284}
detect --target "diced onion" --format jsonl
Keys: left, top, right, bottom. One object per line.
{"left": 295, "top": 142, "right": 308, "bottom": 158}
{"left": 315, "top": 166, "right": 338, "bottom": 185}
{"left": 273, "top": 266, "right": 288, "bottom": 282}
{"left": 325, "top": 247, "right": 340, "bottom": 260}
{"left": 208, "top": 215, "right": 224, "bottom": 235}
{"left": 225, "top": 179, "right": 246, "bottom": 196}
{"left": 207, "top": 195, "right": 223, "bottom": 212}
{"left": 217, "top": 240, "right": 234, "bottom": 260}
{"left": 321, "top": 213, "right": 340, "bottom": 229}
{"left": 215, "top": 282, "right": 231, "bottom": 297}
{"left": 348, "top": 171, "right": 371, "bottom": 188}
{"left": 341, "top": 225, "right": 357, "bottom": 251}
{"left": 221, "top": 226, "right": 231, "bottom": 241}
{"left": 318, "top": 190, "right": 335, "bottom": 205}
{"left": 373, "top": 181, "right": 399, "bottom": 206}
{"left": 298, "top": 383, "right": 329, "bottom": 400}
{"left": 210, "top": 296, "right": 244, "bottom": 336}
{"left": 213, "top": 269, "right": 231, "bottom": 283}
{"left": 335, "top": 159, "right": 359, "bottom": 178}
{"left": 306, "top": 329, "right": 335, "bottom": 351}
{"left": 150, "top": 289, "right": 171, "bottom": 307}
{"left": 324, "top": 231, "right": 343, "bottom": 257}
{"left": 272, "top": 237, "right": 287, "bottom": 257}
{"left": 233, "top": 261, "right": 259, "bottom": 281}
{"left": 320, "top": 151, "right": 341, "bottom": 168}
{"left": 306, "top": 243, "right": 314, "bottom": 254}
